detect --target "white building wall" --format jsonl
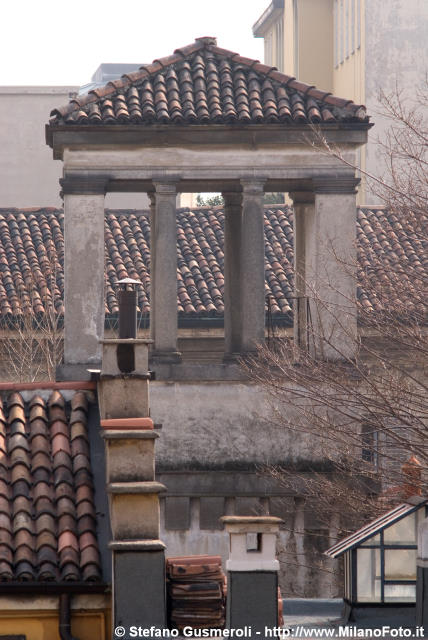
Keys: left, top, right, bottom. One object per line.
{"left": 363, "top": 0, "right": 428, "bottom": 203}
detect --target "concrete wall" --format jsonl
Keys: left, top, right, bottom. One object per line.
{"left": 151, "top": 381, "right": 341, "bottom": 596}
{"left": 254, "top": 0, "right": 427, "bottom": 203}
{"left": 151, "top": 382, "right": 321, "bottom": 468}
{"left": 0, "top": 87, "right": 150, "bottom": 209}
{"left": 0, "top": 87, "right": 77, "bottom": 208}
{"left": 364, "top": 0, "right": 428, "bottom": 202}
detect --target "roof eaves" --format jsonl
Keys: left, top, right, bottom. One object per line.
{"left": 253, "top": 0, "right": 285, "bottom": 37}
{"left": 48, "top": 37, "right": 368, "bottom": 126}
{"left": 325, "top": 498, "right": 428, "bottom": 558}
{"left": 49, "top": 39, "right": 207, "bottom": 122}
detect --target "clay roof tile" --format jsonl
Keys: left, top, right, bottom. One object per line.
{"left": 48, "top": 40, "right": 368, "bottom": 127}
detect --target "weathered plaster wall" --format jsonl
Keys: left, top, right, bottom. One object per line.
{"left": 0, "top": 87, "right": 151, "bottom": 209}
{"left": 152, "top": 382, "right": 341, "bottom": 597}
{"left": 151, "top": 382, "right": 319, "bottom": 467}
{"left": 0, "top": 88, "right": 77, "bottom": 208}
{"left": 364, "top": 0, "right": 428, "bottom": 202}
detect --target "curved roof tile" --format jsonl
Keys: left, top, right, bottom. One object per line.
{"left": 49, "top": 38, "right": 368, "bottom": 127}
{"left": 0, "top": 391, "right": 102, "bottom": 583}
{"left": 0, "top": 206, "right": 425, "bottom": 323}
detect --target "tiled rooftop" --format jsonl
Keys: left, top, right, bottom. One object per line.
{"left": 0, "top": 390, "right": 102, "bottom": 582}
{"left": 0, "top": 206, "right": 425, "bottom": 323}
{"left": 49, "top": 37, "right": 368, "bottom": 126}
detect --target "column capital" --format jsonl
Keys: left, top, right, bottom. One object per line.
{"left": 222, "top": 192, "right": 242, "bottom": 208}
{"left": 152, "top": 176, "right": 179, "bottom": 195}
{"left": 240, "top": 179, "right": 266, "bottom": 196}
{"left": 312, "top": 176, "right": 360, "bottom": 194}
{"left": 60, "top": 175, "right": 108, "bottom": 197}
{"left": 289, "top": 191, "right": 314, "bottom": 205}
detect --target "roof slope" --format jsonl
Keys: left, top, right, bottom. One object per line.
{"left": 325, "top": 497, "right": 428, "bottom": 558}
{"left": 0, "top": 206, "right": 425, "bottom": 323}
{"left": 49, "top": 37, "right": 367, "bottom": 126}
{"left": 0, "top": 390, "right": 102, "bottom": 582}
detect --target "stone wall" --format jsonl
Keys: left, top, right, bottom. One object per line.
{"left": 151, "top": 382, "right": 341, "bottom": 597}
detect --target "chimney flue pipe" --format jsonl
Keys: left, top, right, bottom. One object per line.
{"left": 117, "top": 278, "right": 140, "bottom": 339}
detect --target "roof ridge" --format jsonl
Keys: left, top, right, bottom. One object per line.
{"left": 50, "top": 38, "right": 366, "bottom": 123}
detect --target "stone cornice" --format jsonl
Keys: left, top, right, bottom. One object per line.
{"left": 60, "top": 175, "right": 108, "bottom": 196}
{"left": 313, "top": 177, "right": 360, "bottom": 194}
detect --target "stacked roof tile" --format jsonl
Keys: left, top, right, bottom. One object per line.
{"left": 0, "top": 206, "right": 425, "bottom": 323}
{"left": 166, "top": 555, "right": 226, "bottom": 630}
{"left": 49, "top": 38, "right": 367, "bottom": 127}
{"left": 0, "top": 390, "right": 102, "bottom": 582}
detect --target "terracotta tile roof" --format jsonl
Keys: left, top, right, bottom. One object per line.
{"left": 0, "top": 206, "right": 425, "bottom": 324}
{"left": 0, "top": 389, "right": 102, "bottom": 582}
{"left": 49, "top": 37, "right": 367, "bottom": 126}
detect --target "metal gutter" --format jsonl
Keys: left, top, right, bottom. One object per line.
{"left": 253, "top": 0, "right": 285, "bottom": 37}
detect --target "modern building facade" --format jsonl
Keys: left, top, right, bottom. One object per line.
{"left": 253, "top": 0, "right": 428, "bottom": 202}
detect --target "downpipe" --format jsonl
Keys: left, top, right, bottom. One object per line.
{"left": 59, "top": 593, "right": 79, "bottom": 640}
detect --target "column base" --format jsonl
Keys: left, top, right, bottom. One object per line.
{"left": 113, "top": 546, "right": 166, "bottom": 637}
{"left": 226, "top": 571, "right": 278, "bottom": 638}
{"left": 417, "top": 564, "right": 428, "bottom": 626}
{"left": 150, "top": 350, "right": 182, "bottom": 364}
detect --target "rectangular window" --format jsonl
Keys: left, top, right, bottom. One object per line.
{"left": 265, "top": 32, "right": 273, "bottom": 67}
{"left": 334, "top": 0, "right": 338, "bottom": 67}
{"left": 276, "top": 19, "right": 284, "bottom": 71}
{"left": 384, "top": 584, "right": 416, "bottom": 603}
{"left": 384, "top": 549, "right": 417, "bottom": 581}
{"left": 345, "top": 0, "right": 349, "bottom": 58}
{"left": 361, "top": 424, "right": 378, "bottom": 466}
{"left": 357, "top": 0, "right": 361, "bottom": 49}
{"left": 340, "top": 0, "right": 345, "bottom": 63}
{"left": 246, "top": 532, "right": 262, "bottom": 552}
{"left": 357, "top": 548, "right": 381, "bottom": 602}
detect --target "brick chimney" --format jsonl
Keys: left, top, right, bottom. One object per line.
{"left": 98, "top": 278, "right": 166, "bottom": 637}
{"left": 402, "top": 455, "right": 422, "bottom": 499}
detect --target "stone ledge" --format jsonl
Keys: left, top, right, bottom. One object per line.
{"left": 109, "top": 539, "right": 166, "bottom": 551}
{"left": 108, "top": 481, "right": 167, "bottom": 494}
{"left": 151, "top": 362, "right": 247, "bottom": 381}
{"left": 56, "top": 363, "right": 100, "bottom": 382}
{"left": 103, "top": 430, "right": 159, "bottom": 440}
{"left": 101, "top": 417, "right": 154, "bottom": 430}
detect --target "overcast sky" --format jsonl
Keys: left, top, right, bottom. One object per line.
{"left": 1, "top": 0, "right": 268, "bottom": 86}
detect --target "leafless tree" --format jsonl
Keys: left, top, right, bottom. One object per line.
{"left": 0, "top": 261, "right": 63, "bottom": 382}
{"left": 245, "top": 84, "right": 427, "bottom": 591}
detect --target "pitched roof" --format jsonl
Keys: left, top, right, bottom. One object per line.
{"left": 49, "top": 37, "right": 368, "bottom": 126}
{"left": 0, "top": 206, "right": 425, "bottom": 324}
{"left": 0, "top": 389, "right": 102, "bottom": 583}
{"left": 325, "top": 497, "right": 428, "bottom": 558}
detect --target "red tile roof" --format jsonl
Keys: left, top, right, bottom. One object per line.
{"left": 49, "top": 37, "right": 368, "bottom": 126}
{"left": 0, "top": 206, "right": 425, "bottom": 324}
{"left": 0, "top": 390, "right": 102, "bottom": 582}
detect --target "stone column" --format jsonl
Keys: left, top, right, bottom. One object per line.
{"left": 60, "top": 176, "right": 107, "bottom": 371}
{"left": 309, "top": 177, "right": 359, "bottom": 360}
{"left": 290, "top": 192, "right": 314, "bottom": 352}
{"left": 148, "top": 192, "right": 156, "bottom": 344}
{"left": 240, "top": 180, "right": 266, "bottom": 354}
{"left": 417, "top": 516, "right": 428, "bottom": 626}
{"left": 223, "top": 192, "right": 243, "bottom": 358}
{"left": 151, "top": 182, "right": 181, "bottom": 363}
